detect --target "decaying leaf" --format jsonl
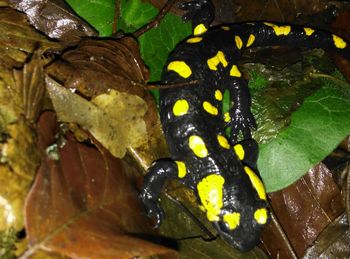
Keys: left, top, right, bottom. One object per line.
{"left": 22, "top": 111, "right": 175, "bottom": 259}
{"left": 0, "top": 118, "right": 40, "bottom": 231}
{"left": 46, "top": 76, "right": 148, "bottom": 158}
{"left": 0, "top": 7, "right": 61, "bottom": 69}
{"left": 8, "top": 0, "right": 97, "bottom": 43}
{"left": 0, "top": 49, "right": 47, "bottom": 232}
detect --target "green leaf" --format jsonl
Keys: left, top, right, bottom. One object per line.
{"left": 248, "top": 71, "right": 268, "bottom": 90}
{"left": 118, "top": 0, "right": 158, "bottom": 33}
{"left": 65, "top": 0, "right": 115, "bottom": 36}
{"left": 258, "top": 83, "right": 350, "bottom": 192}
{"left": 139, "top": 13, "right": 191, "bottom": 81}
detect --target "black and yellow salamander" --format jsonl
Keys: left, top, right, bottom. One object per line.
{"left": 140, "top": 0, "right": 350, "bottom": 251}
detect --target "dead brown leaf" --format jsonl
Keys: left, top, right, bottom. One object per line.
{"left": 22, "top": 111, "right": 176, "bottom": 259}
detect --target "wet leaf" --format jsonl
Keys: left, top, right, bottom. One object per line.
{"left": 303, "top": 213, "right": 350, "bottom": 258}
{"left": 0, "top": 7, "right": 60, "bottom": 68}
{"left": 261, "top": 163, "right": 344, "bottom": 257}
{"left": 46, "top": 77, "right": 148, "bottom": 158}
{"left": 9, "top": 0, "right": 97, "bottom": 42}
{"left": 23, "top": 111, "right": 176, "bottom": 258}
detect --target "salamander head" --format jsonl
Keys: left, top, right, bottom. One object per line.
{"left": 213, "top": 201, "right": 269, "bottom": 251}
{"left": 196, "top": 171, "right": 269, "bottom": 251}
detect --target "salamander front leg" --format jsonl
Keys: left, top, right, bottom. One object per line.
{"left": 140, "top": 159, "right": 178, "bottom": 227}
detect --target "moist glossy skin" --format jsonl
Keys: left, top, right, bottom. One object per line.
{"left": 140, "top": 1, "right": 350, "bottom": 252}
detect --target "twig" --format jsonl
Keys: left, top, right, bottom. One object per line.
{"left": 147, "top": 79, "right": 199, "bottom": 90}
{"left": 269, "top": 204, "right": 298, "bottom": 259}
{"left": 133, "top": 0, "right": 178, "bottom": 38}
{"left": 346, "top": 162, "right": 350, "bottom": 229}
{"left": 164, "top": 192, "right": 216, "bottom": 240}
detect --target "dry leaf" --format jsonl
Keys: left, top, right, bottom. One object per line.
{"left": 46, "top": 76, "right": 148, "bottom": 158}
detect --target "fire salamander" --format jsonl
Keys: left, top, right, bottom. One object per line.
{"left": 140, "top": 0, "right": 350, "bottom": 251}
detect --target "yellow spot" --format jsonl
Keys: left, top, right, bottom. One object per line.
{"left": 264, "top": 22, "right": 291, "bottom": 36}
{"left": 207, "top": 51, "right": 228, "bottom": 71}
{"left": 176, "top": 161, "right": 187, "bottom": 178}
{"left": 189, "top": 135, "right": 208, "bottom": 158}
{"left": 333, "top": 34, "right": 347, "bottom": 49}
{"left": 246, "top": 34, "right": 255, "bottom": 47}
{"left": 203, "top": 101, "right": 218, "bottom": 115}
{"left": 233, "top": 144, "right": 245, "bottom": 160}
{"left": 197, "top": 174, "right": 225, "bottom": 221}
{"left": 173, "top": 99, "right": 189, "bottom": 116}
{"left": 187, "top": 37, "right": 203, "bottom": 43}
{"left": 230, "top": 65, "right": 241, "bottom": 77}
{"left": 167, "top": 61, "right": 192, "bottom": 78}
{"left": 223, "top": 212, "right": 240, "bottom": 230}
{"left": 215, "top": 89, "right": 223, "bottom": 101}
{"left": 224, "top": 112, "right": 231, "bottom": 123}
{"left": 194, "top": 24, "right": 207, "bottom": 35}
{"left": 254, "top": 208, "right": 268, "bottom": 224}
{"left": 244, "top": 166, "right": 267, "bottom": 200}
{"left": 235, "top": 35, "right": 243, "bottom": 49}
{"left": 304, "top": 27, "right": 315, "bottom": 36}
{"left": 221, "top": 26, "right": 230, "bottom": 31}
{"left": 217, "top": 135, "right": 230, "bottom": 149}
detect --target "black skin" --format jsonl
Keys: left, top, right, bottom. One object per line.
{"left": 140, "top": 0, "right": 350, "bottom": 251}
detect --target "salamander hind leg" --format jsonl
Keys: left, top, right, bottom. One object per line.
{"left": 140, "top": 159, "right": 180, "bottom": 227}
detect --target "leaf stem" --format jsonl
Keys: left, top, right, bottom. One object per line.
{"left": 113, "top": 0, "right": 121, "bottom": 34}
